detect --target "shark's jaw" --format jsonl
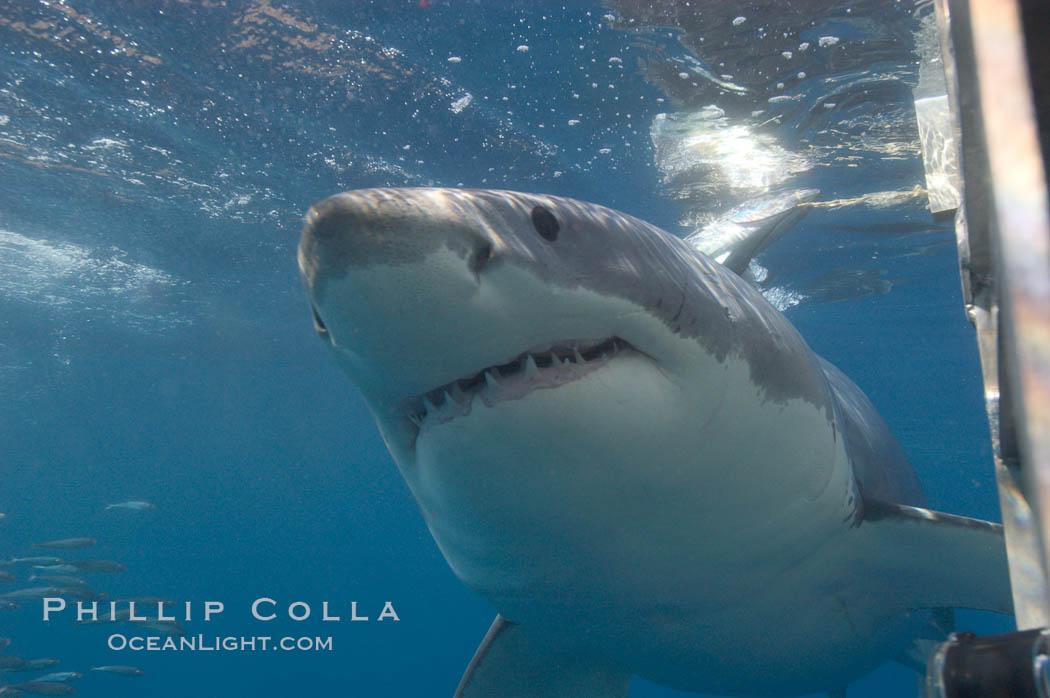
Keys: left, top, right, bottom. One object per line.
{"left": 398, "top": 336, "right": 634, "bottom": 428}
{"left": 310, "top": 253, "right": 682, "bottom": 469}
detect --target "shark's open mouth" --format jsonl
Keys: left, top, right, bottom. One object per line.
{"left": 401, "top": 337, "right": 634, "bottom": 428}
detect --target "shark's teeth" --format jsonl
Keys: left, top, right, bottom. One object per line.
{"left": 402, "top": 336, "right": 632, "bottom": 427}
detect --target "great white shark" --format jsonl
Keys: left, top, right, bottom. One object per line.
{"left": 297, "top": 187, "right": 1011, "bottom": 697}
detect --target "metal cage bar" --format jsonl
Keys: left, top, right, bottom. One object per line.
{"left": 934, "top": 0, "right": 1050, "bottom": 628}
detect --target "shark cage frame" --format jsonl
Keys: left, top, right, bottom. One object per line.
{"left": 918, "top": 0, "right": 1050, "bottom": 695}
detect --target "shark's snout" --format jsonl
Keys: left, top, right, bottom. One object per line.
{"left": 298, "top": 189, "right": 504, "bottom": 349}
{"left": 299, "top": 189, "right": 546, "bottom": 411}
{"left": 299, "top": 189, "right": 499, "bottom": 302}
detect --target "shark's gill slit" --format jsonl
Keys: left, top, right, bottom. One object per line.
{"left": 402, "top": 336, "right": 631, "bottom": 426}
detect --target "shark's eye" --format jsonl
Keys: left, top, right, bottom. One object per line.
{"left": 531, "top": 205, "right": 560, "bottom": 242}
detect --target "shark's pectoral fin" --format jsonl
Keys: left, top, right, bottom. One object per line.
{"left": 454, "top": 615, "right": 631, "bottom": 698}
{"left": 857, "top": 500, "right": 1012, "bottom": 615}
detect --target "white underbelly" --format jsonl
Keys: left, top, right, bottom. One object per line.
{"left": 406, "top": 352, "right": 864, "bottom": 694}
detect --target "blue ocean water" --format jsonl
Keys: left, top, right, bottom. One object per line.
{"left": 0, "top": 1, "right": 1012, "bottom": 696}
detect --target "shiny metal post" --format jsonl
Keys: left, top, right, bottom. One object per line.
{"left": 932, "top": 0, "right": 1050, "bottom": 629}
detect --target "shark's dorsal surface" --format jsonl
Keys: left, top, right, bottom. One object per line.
{"left": 297, "top": 187, "right": 1010, "bottom": 697}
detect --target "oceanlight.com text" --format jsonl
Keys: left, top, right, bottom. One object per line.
{"left": 107, "top": 634, "right": 334, "bottom": 652}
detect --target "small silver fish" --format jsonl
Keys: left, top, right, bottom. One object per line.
{"left": 31, "top": 538, "right": 96, "bottom": 550}
{"left": 0, "top": 687, "right": 23, "bottom": 697}
{"left": 6, "top": 681, "right": 76, "bottom": 696}
{"left": 5, "top": 657, "right": 60, "bottom": 672}
{"left": 29, "top": 565, "right": 77, "bottom": 575}
{"left": 28, "top": 576, "right": 88, "bottom": 588}
{"left": 28, "top": 659, "right": 59, "bottom": 670}
{"left": 54, "top": 587, "right": 105, "bottom": 603}
{"left": 0, "top": 655, "right": 27, "bottom": 670}
{"left": 11, "top": 558, "right": 64, "bottom": 566}
{"left": 0, "top": 587, "right": 61, "bottom": 602}
{"left": 31, "top": 673, "right": 80, "bottom": 682}
{"left": 69, "top": 560, "right": 125, "bottom": 573}
{"left": 0, "top": 571, "right": 14, "bottom": 583}
{"left": 90, "top": 665, "right": 144, "bottom": 676}
{"left": 104, "top": 501, "right": 154, "bottom": 512}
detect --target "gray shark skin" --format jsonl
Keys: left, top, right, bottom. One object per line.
{"left": 684, "top": 188, "right": 820, "bottom": 275}
{"left": 297, "top": 187, "right": 1010, "bottom": 698}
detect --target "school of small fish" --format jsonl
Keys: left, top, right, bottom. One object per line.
{"left": 0, "top": 503, "right": 157, "bottom": 695}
